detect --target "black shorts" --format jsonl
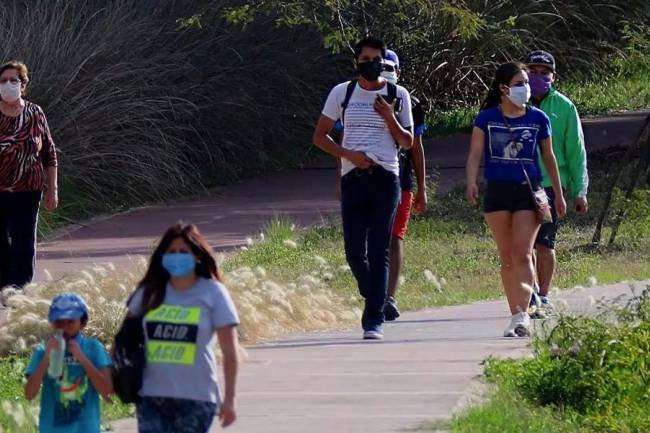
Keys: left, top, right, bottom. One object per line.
{"left": 483, "top": 180, "right": 538, "bottom": 213}
{"left": 535, "top": 187, "right": 559, "bottom": 249}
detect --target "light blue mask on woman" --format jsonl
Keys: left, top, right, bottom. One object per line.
{"left": 162, "top": 253, "right": 196, "bottom": 277}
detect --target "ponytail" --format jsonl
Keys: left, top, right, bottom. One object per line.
{"left": 480, "top": 84, "right": 502, "bottom": 111}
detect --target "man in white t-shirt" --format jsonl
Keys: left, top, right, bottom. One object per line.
{"left": 313, "top": 36, "right": 414, "bottom": 340}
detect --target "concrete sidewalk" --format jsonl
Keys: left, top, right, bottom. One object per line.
{"left": 109, "top": 281, "right": 648, "bottom": 433}
{"left": 36, "top": 111, "right": 648, "bottom": 283}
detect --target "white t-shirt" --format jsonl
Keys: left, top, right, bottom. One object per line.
{"left": 321, "top": 81, "right": 413, "bottom": 176}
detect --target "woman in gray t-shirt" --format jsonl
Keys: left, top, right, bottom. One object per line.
{"left": 127, "top": 223, "right": 240, "bottom": 433}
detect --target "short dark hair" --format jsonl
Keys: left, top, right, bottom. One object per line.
{"left": 353, "top": 37, "right": 386, "bottom": 59}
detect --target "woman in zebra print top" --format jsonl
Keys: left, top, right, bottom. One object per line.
{"left": 0, "top": 61, "right": 58, "bottom": 289}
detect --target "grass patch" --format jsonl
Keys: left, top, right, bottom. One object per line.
{"left": 449, "top": 385, "right": 588, "bottom": 433}
{"left": 562, "top": 72, "right": 650, "bottom": 115}
{"left": 0, "top": 355, "right": 132, "bottom": 431}
{"left": 450, "top": 288, "right": 650, "bottom": 433}
{"left": 426, "top": 70, "right": 650, "bottom": 136}
{"left": 226, "top": 157, "right": 650, "bottom": 313}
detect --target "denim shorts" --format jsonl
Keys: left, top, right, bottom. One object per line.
{"left": 136, "top": 396, "right": 218, "bottom": 433}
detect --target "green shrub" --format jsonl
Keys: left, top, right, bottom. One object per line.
{"left": 484, "top": 288, "right": 650, "bottom": 432}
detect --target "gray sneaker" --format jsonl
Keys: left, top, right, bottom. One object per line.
{"left": 363, "top": 326, "right": 384, "bottom": 340}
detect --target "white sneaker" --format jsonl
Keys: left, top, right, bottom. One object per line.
{"left": 503, "top": 312, "right": 531, "bottom": 337}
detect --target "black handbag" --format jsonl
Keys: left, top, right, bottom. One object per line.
{"left": 111, "top": 315, "right": 146, "bottom": 404}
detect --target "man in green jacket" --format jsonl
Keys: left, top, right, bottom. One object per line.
{"left": 526, "top": 50, "right": 589, "bottom": 308}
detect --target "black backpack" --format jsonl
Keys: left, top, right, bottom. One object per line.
{"left": 111, "top": 315, "right": 146, "bottom": 404}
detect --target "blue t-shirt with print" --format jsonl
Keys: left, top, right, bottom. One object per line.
{"left": 25, "top": 334, "right": 112, "bottom": 433}
{"left": 474, "top": 106, "right": 551, "bottom": 183}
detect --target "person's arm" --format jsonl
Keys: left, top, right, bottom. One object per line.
{"left": 411, "top": 135, "right": 427, "bottom": 214}
{"left": 25, "top": 338, "right": 59, "bottom": 400}
{"left": 24, "top": 357, "right": 49, "bottom": 400}
{"left": 217, "top": 326, "right": 239, "bottom": 428}
{"left": 45, "top": 166, "right": 58, "bottom": 212}
{"left": 465, "top": 127, "right": 485, "bottom": 205}
{"left": 540, "top": 137, "right": 567, "bottom": 218}
{"left": 336, "top": 158, "right": 342, "bottom": 202}
{"left": 67, "top": 340, "right": 113, "bottom": 399}
{"left": 40, "top": 109, "right": 58, "bottom": 212}
{"left": 564, "top": 103, "right": 589, "bottom": 213}
{"left": 313, "top": 115, "right": 373, "bottom": 169}
{"left": 374, "top": 96, "right": 413, "bottom": 149}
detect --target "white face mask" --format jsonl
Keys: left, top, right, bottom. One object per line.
{"left": 0, "top": 81, "right": 22, "bottom": 102}
{"left": 380, "top": 70, "right": 398, "bottom": 84}
{"left": 506, "top": 84, "right": 531, "bottom": 108}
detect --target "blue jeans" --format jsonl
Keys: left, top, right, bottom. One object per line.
{"left": 0, "top": 191, "right": 41, "bottom": 289}
{"left": 341, "top": 166, "right": 400, "bottom": 330}
{"left": 136, "top": 396, "right": 217, "bottom": 433}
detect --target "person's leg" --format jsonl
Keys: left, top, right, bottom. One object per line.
{"left": 341, "top": 173, "right": 372, "bottom": 317}
{"left": 364, "top": 169, "right": 400, "bottom": 332}
{"left": 137, "top": 397, "right": 173, "bottom": 433}
{"left": 511, "top": 210, "right": 541, "bottom": 314}
{"left": 0, "top": 192, "right": 11, "bottom": 289}
{"left": 484, "top": 211, "right": 518, "bottom": 313}
{"left": 387, "top": 235, "right": 402, "bottom": 299}
{"left": 384, "top": 236, "right": 402, "bottom": 321}
{"left": 535, "top": 244, "right": 555, "bottom": 296}
{"left": 5, "top": 191, "right": 41, "bottom": 288}
{"left": 534, "top": 188, "right": 558, "bottom": 298}
{"left": 387, "top": 191, "right": 413, "bottom": 299}
{"left": 173, "top": 399, "right": 218, "bottom": 433}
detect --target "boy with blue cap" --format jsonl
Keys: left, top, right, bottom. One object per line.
{"left": 24, "top": 293, "right": 113, "bottom": 433}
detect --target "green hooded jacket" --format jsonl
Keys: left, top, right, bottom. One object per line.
{"left": 535, "top": 86, "right": 589, "bottom": 198}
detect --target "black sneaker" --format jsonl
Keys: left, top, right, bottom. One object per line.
{"left": 383, "top": 296, "right": 400, "bottom": 321}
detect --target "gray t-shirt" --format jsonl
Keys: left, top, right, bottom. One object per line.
{"left": 128, "top": 277, "right": 239, "bottom": 403}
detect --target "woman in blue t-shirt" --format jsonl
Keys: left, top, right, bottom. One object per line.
{"left": 466, "top": 62, "right": 566, "bottom": 337}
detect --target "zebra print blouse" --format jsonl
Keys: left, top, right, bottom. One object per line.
{"left": 0, "top": 101, "right": 57, "bottom": 193}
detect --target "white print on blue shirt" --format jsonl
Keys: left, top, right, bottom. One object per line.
{"left": 487, "top": 125, "right": 539, "bottom": 162}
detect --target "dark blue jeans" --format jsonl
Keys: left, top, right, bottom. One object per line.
{"left": 136, "top": 396, "right": 218, "bottom": 433}
{"left": 341, "top": 166, "right": 400, "bottom": 330}
{"left": 0, "top": 191, "right": 41, "bottom": 289}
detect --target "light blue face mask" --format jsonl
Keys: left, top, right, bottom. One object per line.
{"left": 162, "top": 252, "right": 196, "bottom": 277}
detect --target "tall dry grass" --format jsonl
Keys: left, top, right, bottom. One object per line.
{"left": 0, "top": 257, "right": 358, "bottom": 356}
{"left": 0, "top": 0, "right": 343, "bottom": 220}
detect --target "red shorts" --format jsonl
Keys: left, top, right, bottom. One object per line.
{"left": 392, "top": 191, "right": 414, "bottom": 240}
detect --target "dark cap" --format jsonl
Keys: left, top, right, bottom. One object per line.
{"left": 526, "top": 50, "right": 555, "bottom": 72}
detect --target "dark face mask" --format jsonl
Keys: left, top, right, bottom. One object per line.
{"left": 357, "top": 60, "right": 383, "bottom": 81}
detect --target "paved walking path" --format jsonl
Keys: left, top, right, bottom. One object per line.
{"left": 36, "top": 111, "right": 649, "bottom": 282}
{"left": 109, "top": 280, "right": 649, "bottom": 433}
{"left": 23, "top": 110, "right": 648, "bottom": 431}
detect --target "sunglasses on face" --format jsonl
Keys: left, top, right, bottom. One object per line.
{"left": 383, "top": 64, "right": 396, "bottom": 72}
{"left": 0, "top": 78, "right": 21, "bottom": 85}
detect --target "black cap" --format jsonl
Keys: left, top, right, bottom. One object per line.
{"left": 526, "top": 50, "right": 555, "bottom": 72}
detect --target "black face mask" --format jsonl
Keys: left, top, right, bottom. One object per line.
{"left": 357, "top": 60, "right": 383, "bottom": 81}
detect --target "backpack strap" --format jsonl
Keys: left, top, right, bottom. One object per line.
{"left": 340, "top": 79, "right": 358, "bottom": 126}
{"left": 386, "top": 81, "right": 398, "bottom": 106}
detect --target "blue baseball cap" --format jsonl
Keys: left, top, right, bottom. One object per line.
{"left": 48, "top": 293, "right": 89, "bottom": 322}
{"left": 385, "top": 49, "right": 400, "bottom": 68}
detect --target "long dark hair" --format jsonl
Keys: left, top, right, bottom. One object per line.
{"left": 136, "top": 222, "right": 222, "bottom": 313}
{"left": 480, "top": 62, "right": 528, "bottom": 110}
